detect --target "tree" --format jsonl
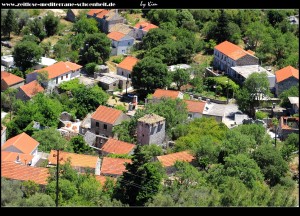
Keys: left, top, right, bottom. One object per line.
{"left": 141, "top": 145, "right": 163, "bottom": 158}
{"left": 1, "top": 88, "right": 18, "bottom": 120}
{"left": 245, "top": 21, "right": 267, "bottom": 51}
{"left": 114, "top": 145, "right": 164, "bottom": 206}
{"left": 37, "top": 70, "right": 49, "bottom": 88}
{"left": 267, "top": 10, "right": 285, "bottom": 27}
{"left": 279, "top": 84, "right": 299, "bottom": 107}
{"left": 85, "top": 62, "right": 98, "bottom": 75}
{"left": 70, "top": 135, "right": 93, "bottom": 154}
{"left": 80, "top": 33, "right": 111, "bottom": 64}
{"left": 43, "top": 12, "right": 60, "bottom": 37}
{"left": 223, "top": 154, "right": 264, "bottom": 188}
{"left": 215, "top": 10, "right": 231, "bottom": 43}
{"left": 21, "top": 34, "right": 40, "bottom": 44}
{"left": 1, "top": 178, "right": 23, "bottom": 206}
{"left": 3, "top": 9, "right": 17, "bottom": 38}
{"left": 131, "top": 57, "right": 170, "bottom": 92}
{"left": 21, "top": 193, "right": 55, "bottom": 207}
{"left": 146, "top": 9, "right": 178, "bottom": 26}
{"left": 46, "top": 179, "right": 78, "bottom": 204}
{"left": 172, "top": 68, "right": 190, "bottom": 90}
{"left": 281, "top": 133, "right": 299, "bottom": 161}
{"left": 73, "top": 17, "right": 99, "bottom": 34}
{"left": 142, "top": 28, "right": 171, "bottom": 50}
{"left": 13, "top": 40, "right": 43, "bottom": 71}
{"left": 28, "top": 18, "right": 46, "bottom": 41}
{"left": 252, "top": 144, "right": 288, "bottom": 186}
{"left": 32, "top": 127, "right": 72, "bottom": 153}
{"left": 21, "top": 180, "right": 39, "bottom": 198}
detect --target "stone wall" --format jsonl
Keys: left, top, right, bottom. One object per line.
{"left": 276, "top": 77, "right": 299, "bottom": 96}
{"left": 236, "top": 54, "right": 259, "bottom": 66}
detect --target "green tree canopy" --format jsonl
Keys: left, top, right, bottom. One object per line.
{"left": 28, "top": 18, "right": 46, "bottom": 41}
{"left": 43, "top": 12, "right": 60, "bottom": 37}
{"left": 172, "top": 68, "right": 190, "bottom": 90}
{"left": 3, "top": 9, "right": 17, "bottom": 38}
{"left": 73, "top": 17, "right": 99, "bottom": 35}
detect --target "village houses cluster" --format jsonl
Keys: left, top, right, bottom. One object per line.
{"left": 1, "top": 9, "right": 299, "bottom": 190}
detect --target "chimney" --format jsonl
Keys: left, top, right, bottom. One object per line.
{"left": 206, "top": 98, "right": 210, "bottom": 104}
{"left": 15, "top": 154, "right": 20, "bottom": 163}
{"left": 190, "top": 95, "right": 193, "bottom": 100}
{"left": 198, "top": 97, "right": 202, "bottom": 101}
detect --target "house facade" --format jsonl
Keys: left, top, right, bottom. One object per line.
{"left": 184, "top": 99, "right": 206, "bottom": 119}
{"left": 275, "top": 66, "right": 299, "bottom": 97}
{"left": 91, "top": 105, "right": 130, "bottom": 137}
{"left": 26, "top": 61, "right": 82, "bottom": 92}
{"left": 1, "top": 71, "right": 24, "bottom": 91}
{"left": 116, "top": 56, "right": 139, "bottom": 79}
{"left": 132, "top": 21, "right": 158, "bottom": 40}
{"left": 87, "top": 9, "right": 125, "bottom": 33}
{"left": 16, "top": 80, "right": 44, "bottom": 101}
{"left": 213, "top": 41, "right": 259, "bottom": 75}
{"left": 107, "top": 31, "right": 135, "bottom": 56}
{"left": 278, "top": 116, "right": 299, "bottom": 140}
{"left": 137, "top": 113, "right": 166, "bottom": 145}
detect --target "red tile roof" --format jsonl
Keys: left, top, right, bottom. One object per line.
{"left": 107, "top": 31, "right": 125, "bottom": 41}
{"left": 184, "top": 100, "right": 206, "bottom": 113}
{"left": 19, "top": 80, "right": 44, "bottom": 98}
{"left": 275, "top": 66, "right": 299, "bottom": 83}
{"left": 34, "top": 61, "right": 82, "bottom": 79}
{"left": 215, "top": 41, "right": 255, "bottom": 60}
{"left": 117, "top": 56, "right": 139, "bottom": 72}
{"left": 1, "top": 151, "right": 34, "bottom": 165}
{"left": 101, "top": 138, "right": 135, "bottom": 155}
{"left": 87, "top": 9, "right": 106, "bottom": 17}
{"left": 2, "top": 132, "right": 39, "bottom": 155}
{"left": 156, "top": 151, "right": 195, "bottom": 167}
{"left": 1, "top": 71, "right": 24, "bottom": 86}
{"left": 101, "top": 157, "right": 131, "bottom": 176}
{"left": 134, "top": 21, "right": 159, "bottom": 32}
{"left": 95, "top": 175, "right": 116, "bottom": 186}
{"left": 91, "top": 105, "right": 123, "bottom": 125}
{"left": 1, "top": 161, "right": 50, "bottom": 185}
{"left": 95, "top": 9, "right": 109, "bottom": 19}
{"left": 48, "top": 150, "right": 99, "bottom": 169}
{"left": 152, "top": 89, "right": 181, "bottom": 99}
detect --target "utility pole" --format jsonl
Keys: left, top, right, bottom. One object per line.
{"left": 125, "top": 74, "right": 129, "bottom": 95}
{"left": 55, "top": 149, "right": 59, "bottom": 207}
{"left": 226, "top": 77, "right": 229, "bottom": 104}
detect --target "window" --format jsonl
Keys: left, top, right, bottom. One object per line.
{"left": 103, "top": 124, "right": 107, "bottom": 130}
{"left": 128, "top": 74, "right": 131, "bottom": 78}
{"left": 188, "top": 114, "right": 192, "bottom": 119}
{"left": 96, "top": 122, "right": 99, "bottom": 127}
{"left": 56, "top": 77, "right": 58, "bottom": 84}
{"left": 66, "top": 74, "right": 68, "bottom": 78}
{"left": 122, "top": 71, "right": 124, "bottom": 75}
{"left": 113, "top": 83, "right": 116, "bottom": 86}
{"left": 128, "top": 42, "right": 131, "bottom": 45}
{"left": 61, "top": 76, "right": 63, "bottom": 80}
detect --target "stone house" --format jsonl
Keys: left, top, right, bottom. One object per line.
{"left": 116, "top": 56, "right": 139, "bottom": 79}
{"left": 107, "top": 31, "right": 135, "bottom": 56}
{"left": 16, "top": 80, "right": 44, "bottom": 101}
{"left": 97, "top": 75, "right": 119, "bottom": 91}
{"left": 155, "top": 151, "right": 195, "bottom": 175}
{"left": 1, "top": 71, "right": 24, "bottom": 91}
{"left": 100, "top": 157, "right": 131, "bottom": 177}
{"left": 87, "top": 9, "right": 125, "bottom": 33}
{"left": 1, "top": 132, "right": 40, "bottom": 166}
{"left": 26, "top": 61, "right": 82, "bottom": 93}
{"left": 100, "top": 138, "right": 135, "bottom": 156}
{"left": 48, "top": 150, "right": 101, "bottom": 175}
{"left": 288, "top": 97, "right": 299, "bottom": 114}
{"left": 184, "top": 99, "right": 206, "bottom": 119}
{"left": 90, "top": 105, "right": 130, "bottom": 138}
{"left": 137, "top": 113, "right": 166, "bottom": 145}
{"left": 213, "top": 41, "right": 259, "bottom": 75}
{"left": 275, "top": 66, "right": 299, "bottom": 97}
{"left": 278, "top": 116, "right": 299, "bottom": 140}
{"left": 66, "top": 9, "right": 80, "bottom": 22}
{"left": 132, "top": 21, "right": 158, "bottom": 40}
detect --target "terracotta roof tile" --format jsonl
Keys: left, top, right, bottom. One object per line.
{"left": 107, "top": 31, "right": 125, "bottom": 41}
{"left": 2, "top": 132, "right": 39, "bottom": 154}
{"left": 34, "top": 61, "right": 82, "bottom": 79}
{"left": 95, "top": 175, "right": 116, "bottom": 185}
{"left": 95, "top": 10, "right": 109, "bottom": 19}
{"left": 215, "top": 41, "right": 255, "bottom": 60}
{"left": 101, "top": 157, "right": 131, "bottom": 176}
{"left": 1, "top": 161, "right": 50, "bottom": 185}
{"left": 134, "top": 21, "right": 159, "bottom": 32}
{"left": 19, "top": 80, "right": 44, "bottom": 98}
{"left": 1, "top": 151, "right": 34, "bottom": 165}
{"left": 87, "top": 9, "right": 105, "bottom": 16}
{"left": 91, "top": 105, "right": 123, "bottom": 125}
{"left": 101, "top": 138, "right": 136, "bottom": 155}
{"left": 156, "top": 151, "right": 195, "bottom": 167}
{"left": 117, "top": 56, "right": 139, "bottom": 72}
{"left": 275, "top": 66, "right": 299, "bottom": 83}
{"left": 152, "top": 89, "right": 181, "bottom": 99}
{"left": 1, "top": 71, "right": 24, "bottom": 86}
{"left": 48, "top": 150, "right": 99, "bottom": 169}
{"left": 184, "top": 100, "right": 206, "bottom": 113}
